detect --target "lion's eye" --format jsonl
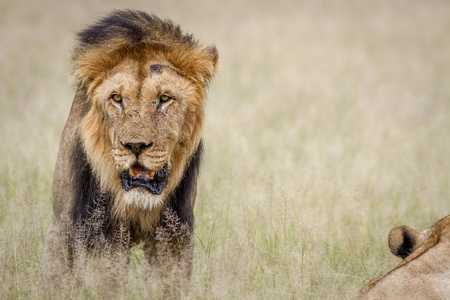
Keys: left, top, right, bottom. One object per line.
{"left": 111, "top": 94, "right": 122, "bottom": 103}
{"left": 160, "top": 95, "right": 172, "bottom": 103}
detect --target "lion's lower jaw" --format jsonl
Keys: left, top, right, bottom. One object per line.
{"left": 123, "top": 187, "right": 165, "bottom": 211}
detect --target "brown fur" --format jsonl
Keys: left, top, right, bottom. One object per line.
{"left": 42, "top": 10, "right": 218, "bottom": 284}
{"left": 357, "top": 216, "right": 450, "bottom": 299}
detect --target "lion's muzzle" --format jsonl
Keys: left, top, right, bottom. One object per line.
{"left": 121, "top": 163, "right": 168, "bottom": 195}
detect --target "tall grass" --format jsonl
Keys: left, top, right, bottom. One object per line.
{"left": 1, "top": 0, "right": 450, "bottom": 298}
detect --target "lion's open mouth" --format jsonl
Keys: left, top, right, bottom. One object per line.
{"left": 121, "top": 163, "right": 168, "bottom": 195}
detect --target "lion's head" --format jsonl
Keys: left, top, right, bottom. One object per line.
{"left": 357, "top": 215, "right": 450, "bottom": 299}
{"left": 73, "top": 10, "right": 218, "bottom": 213}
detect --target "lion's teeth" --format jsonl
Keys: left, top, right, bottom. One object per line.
{"left": 150, "top": 171, "right": 155, "bottom": 178}
{"left": 129, "top": 168, "right": 136, "bottom": 178}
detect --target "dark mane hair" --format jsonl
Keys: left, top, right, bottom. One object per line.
{"left": 76, "top": 10, "right": 196, "bottom": 49}
{"left": 168, "top": 141, "right": 203, "bottom": 231}
{"left": 70, "top": 135, "right": 115, "bottom": 243}
{"left": 73, "top": 10, "right": 218, "bottom": 88}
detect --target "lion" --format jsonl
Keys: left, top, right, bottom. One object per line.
{"left": 42, "top": 10, "right": 218, "bottom": 286}
{"left": 357, "top": 216, "right": 450, "bottom": 299}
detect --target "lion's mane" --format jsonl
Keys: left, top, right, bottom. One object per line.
{"left": 71, "top": 10, "right": 217, "bottom": 236}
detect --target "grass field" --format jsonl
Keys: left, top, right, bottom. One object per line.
{"left": 1, "top": 0, "right": 450, "bottom": 298}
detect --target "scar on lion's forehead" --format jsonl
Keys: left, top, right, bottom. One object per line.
{"left": 150, "top": 64, "right": 185, "bottom": 79}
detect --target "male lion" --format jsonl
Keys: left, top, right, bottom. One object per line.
{"left": 357, "top": 216, "right": 450, "bottom": 299}
{"left": 43, "top": 10, "right": 218, "bottom": 285}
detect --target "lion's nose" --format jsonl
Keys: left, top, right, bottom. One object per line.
{"left": 123, "top": 142, "right": 153, "bottom": 157}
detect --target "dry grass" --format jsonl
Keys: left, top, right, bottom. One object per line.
{"left": 1, "top": 0, "right": 450, "bottom": 298}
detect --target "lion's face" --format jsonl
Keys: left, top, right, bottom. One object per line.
{"left": 80, "top": 55, "right": 205, "bottom": 210}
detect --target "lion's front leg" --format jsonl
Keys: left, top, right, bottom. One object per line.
{"left": 144, "top": 236, "right": 194, "bottom": 298}
{"left": 144, "top": 207, "right": 194, "bottom": 297}
{"left": 90, "top": 245, "right": 131, "bottom": 297}
{"left": 42, "top": 217, "right": 73, "bottom": 291}
{"left": 71, "top": 221, "right": 132, "bottom": 295}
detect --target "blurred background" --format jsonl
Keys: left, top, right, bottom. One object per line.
{"left": 1, "top": 0, "right": 449, "bottom": 298}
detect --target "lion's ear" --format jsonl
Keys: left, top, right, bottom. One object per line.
{"left": 388, "top": 225, "right": 426, "bottom": 259}
{"left": 205, "top": 45, "right": 219, "bottom": 70}
{"left": 169, "top": 45, "right": 219, "bottom": 87}
{"left": 201, "top": 45, "right": 219, "bottom": 84}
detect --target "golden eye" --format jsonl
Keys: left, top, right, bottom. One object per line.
{"left": 111, "top": 94, "right": 122, "bottom": 103}
{"left": 160, "top": 95, "right": 172, "bottom": 103}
